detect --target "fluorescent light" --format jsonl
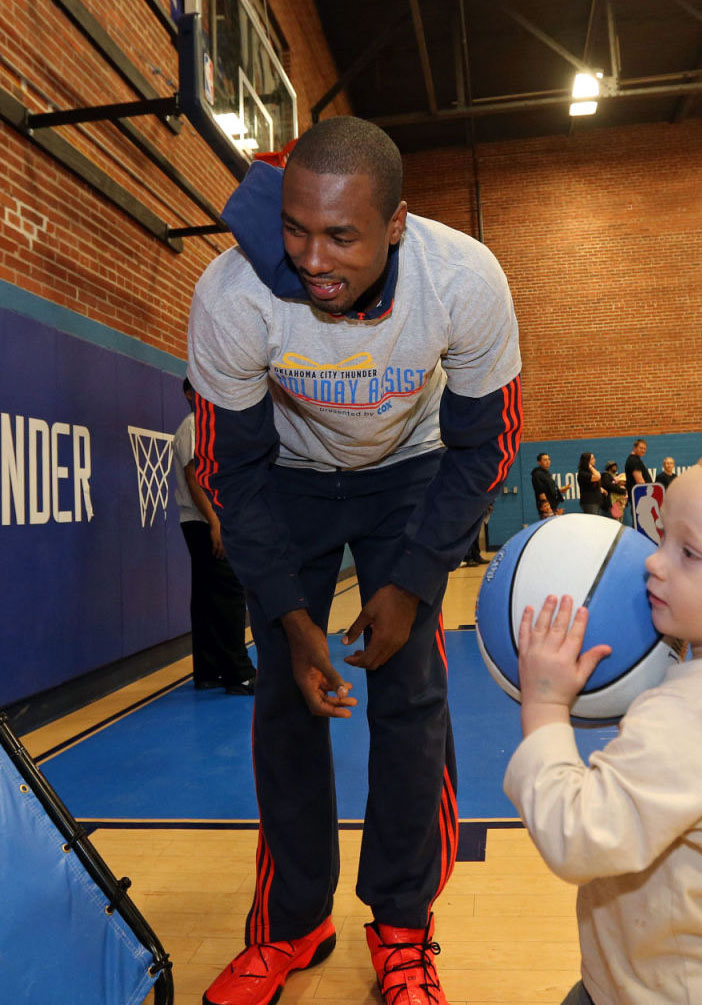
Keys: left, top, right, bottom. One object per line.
{"left": 570, "top": 72, "right": 600, "bottom": 116}
{"left": 572, "top": 73, "right": 600, "bottom": 99}
{"left": 213, "top": 112, "right": 247, "bottom": 137}
{"left": 569, "top": 100, "right": 598, "bottom": 116}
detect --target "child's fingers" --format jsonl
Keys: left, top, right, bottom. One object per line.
{"left": 577, "top": 643, "right": 612, "bottom": 682}
{"left": 550, "top": 595, "right": 574, "bottom": 635}
{"left": 532, "top": 595, "right": 558, "bottom": 633}
{"left": 518, "top": 605, "right": 534, "bottom": 650}
{"left": 560, "top": 606, "right": 591, "bottom": 658}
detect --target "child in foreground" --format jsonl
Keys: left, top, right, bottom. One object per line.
{"left": 504, "top": 464, "right": 702, "bottom": 1004}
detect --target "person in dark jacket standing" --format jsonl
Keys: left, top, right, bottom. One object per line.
{"left": 577, "top": 452, "right": 607, "bottom": 515}
{"left": 188, "top": 117, "right": 522, "bottom": 1005}
{"left": 531, "top": 452, "right": 569, "bottom": 519}
{"left": 173, "top": 378, "right": 256, "bottom": 694}
{"left": 625, "top": 438, "right": 652, "bottom": 505}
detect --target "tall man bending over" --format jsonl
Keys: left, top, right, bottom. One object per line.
{"left": 188, "top": 117, "right": 522, "bottom": 1005}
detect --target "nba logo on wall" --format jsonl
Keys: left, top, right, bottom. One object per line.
{"left": 127, "top": 426, "right": 174, "bottom": 527}
{"left": 632, "top": 482, "right": 665, "bottom": 544}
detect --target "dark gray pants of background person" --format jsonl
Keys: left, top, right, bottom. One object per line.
{"left": 181, "top": 520, "right": 255, "bottom": 687}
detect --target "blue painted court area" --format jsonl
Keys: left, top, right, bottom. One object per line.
{"left": 40, "top": 632, "right": 617, "bottom": 822}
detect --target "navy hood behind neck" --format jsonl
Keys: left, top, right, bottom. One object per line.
{"left": 220, "top": 160, "right": 398, "bottom": 321}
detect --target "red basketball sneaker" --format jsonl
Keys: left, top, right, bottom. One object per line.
{"left": 365, "top": 914, "right": 448, "bottom": 1005}
{"left": 203, "top": 916, "right": 336, "bottom": 1005}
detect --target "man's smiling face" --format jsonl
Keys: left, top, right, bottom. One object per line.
{"left": 281, "top": 162, "right": 406, "bottom": 315}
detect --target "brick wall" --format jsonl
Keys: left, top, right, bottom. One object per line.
{"left": 0, "top": 0, "right": 350, "bottom": 355}
{"left": 2, "top": 2, "right": 699, "bottom": 445}
{"left": 403, "top": 119, "right": 702, "bottom": 441}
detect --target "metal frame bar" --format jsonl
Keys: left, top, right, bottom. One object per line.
{"left": 143, "top": 0, "right": 179, "bottom": 41}
{"left": 0, "top": 86, "right": 183, "bottom": 252}
{"left": 669, "top": 0, "right": 702, "bottom": 25}
{"left": 169, "top": 224, "right": 228, "bottom": 237}
{"left": 605, "top": 0, "right": 621, "bottom": 80}
{"left": 0, "top": 713, "right": 174, "bottom": 1005}
{"left": 457, "top": 0, "right": 484, "bottom": 243}
{"left": 371, "top": 79, "right": 702, "bottom": 128}
{"left": 26, "top": 96, "right": 180, "bottom": 130}
{"left": 50, "top": 0, "right": 181, "bottom": 133}
{"left": 112, "top": 117, "right": 226, "bottom": 228}
{"left": 311, "top": 7, "right": 410, "bottom": 122}
{"left": 409, "top": 0, "right": 438, "bottom": 114}
{"left": 452, "top": 5, "right": 467, "bottom": 109}
{"left": 497, "top": 2, "right": 592, "bottom": 73}
{"left": 583, "top": 0, "right": 599, "bottom": 63}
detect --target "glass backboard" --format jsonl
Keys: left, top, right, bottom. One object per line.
{"left": 178, "top": 0, "right": 297, "bottom": 177}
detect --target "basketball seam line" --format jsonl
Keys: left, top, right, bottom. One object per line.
{"left": 581, "top": 524, "right": 625, "bottom": 610}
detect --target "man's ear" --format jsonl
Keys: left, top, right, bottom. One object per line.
{"left": 388, "top": 201, "right": 407, "bottom": 246}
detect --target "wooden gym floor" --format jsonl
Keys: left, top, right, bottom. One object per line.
{"left": 20, "top": 558, "right": 582, "bottom": 1005}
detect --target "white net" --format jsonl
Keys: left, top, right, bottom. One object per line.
{"left": 127, "top": 426, "right": 174, "bottom": 528}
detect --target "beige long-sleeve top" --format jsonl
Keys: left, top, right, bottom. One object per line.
{"left": 504, "top": 659, "right": 702, "bottom": 1004}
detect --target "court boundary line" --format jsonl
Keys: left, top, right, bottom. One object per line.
{"left": 80, "top": 817, "right": 521, "bottom": 829}
{"left": 81, "top": 818, "right": 524, "bottom": 863}
{"left": 34, "top": 673, "right": 193, "bottom": 764}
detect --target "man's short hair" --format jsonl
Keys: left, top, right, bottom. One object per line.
{"left": 633, "top": 438, "right": 647, "bottom": 448}
{"left": 537, "top": 452, "right": 549, "bottom": 462}
{"left": 286, "top": 116, "right": 403, "bottom": 221}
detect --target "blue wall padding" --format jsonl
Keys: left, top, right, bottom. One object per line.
{"left": 0, "top": 305, "right": 190, "bottom": 705}
{"left": 0, "top": 744, "right": 158, "bottom": 1004}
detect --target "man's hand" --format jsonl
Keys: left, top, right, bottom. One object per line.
{"left": 518, "top": 595, "right": 611, "bottom": 737}
{"left": 282, "top": 610, "right": 357, "bottom": 718}
{"left": 342, "top": 584, "right": 420, "bottom": 671}
{"left": 209, "top": 520, "right": 225, "bottom": 559}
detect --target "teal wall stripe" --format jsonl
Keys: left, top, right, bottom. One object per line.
{"left": 0, "top": 279, "right": 187, "bottom": 377}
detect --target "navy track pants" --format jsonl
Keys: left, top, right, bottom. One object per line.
{"left": 244, "top": 451, "right": 458, "bottom": 944}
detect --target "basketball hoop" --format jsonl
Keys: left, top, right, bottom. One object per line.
{"left": 127, "top": 426, "right": 174, "bottom": 527}
{"left": 254, "top": 138, "right": 298, "bottom": 168}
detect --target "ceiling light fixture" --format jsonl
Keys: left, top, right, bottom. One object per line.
{"left": 213, "top": 112, "right": 247, "bottom": 137}
{"left": 569, "top": 71, "right": 602, "bottom": 117}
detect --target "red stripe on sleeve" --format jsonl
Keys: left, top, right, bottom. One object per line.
{"left": 487, "top": 375, "right": 522, "bottom": 491}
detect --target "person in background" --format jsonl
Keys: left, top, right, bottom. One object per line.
{"left": 173, "top": 378, "right": 256, "bottom": 695}
{"left": 504, "top": 464, "right": 702, "bottom": 1005}
{"left": 601, "top": 461, "right": 628, "bottom": 521}
{"left": 576, "top": 452, "right": 606, "bottom": 515}
{"left": 462, "top": 503, "right": 495, "bottom": 565}
{"left": 656, "top": 456, "right": 677, "bottom": 490}
{"left": 531, "top": 452, "right": 569, "bottom": 519}
{"left": 625, "top": 438, "right": 652, "bottom": 504}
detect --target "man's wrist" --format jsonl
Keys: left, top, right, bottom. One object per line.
{"left": 281, "top": 608, "right": 311, "bottom": 636}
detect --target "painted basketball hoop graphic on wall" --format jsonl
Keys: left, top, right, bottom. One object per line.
{"left": 127, "top": 426, "right": 174, "bottom": 527}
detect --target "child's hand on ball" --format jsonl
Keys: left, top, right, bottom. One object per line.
{"left": 518, "top": 595, "right": 612, "bottom": 736}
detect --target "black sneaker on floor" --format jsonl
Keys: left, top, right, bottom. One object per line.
{"left": 225, "top": 677, "right": 256, "bottom": 696}
{"left": 193, "top": 678, "right": 223, "bottom": 690}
